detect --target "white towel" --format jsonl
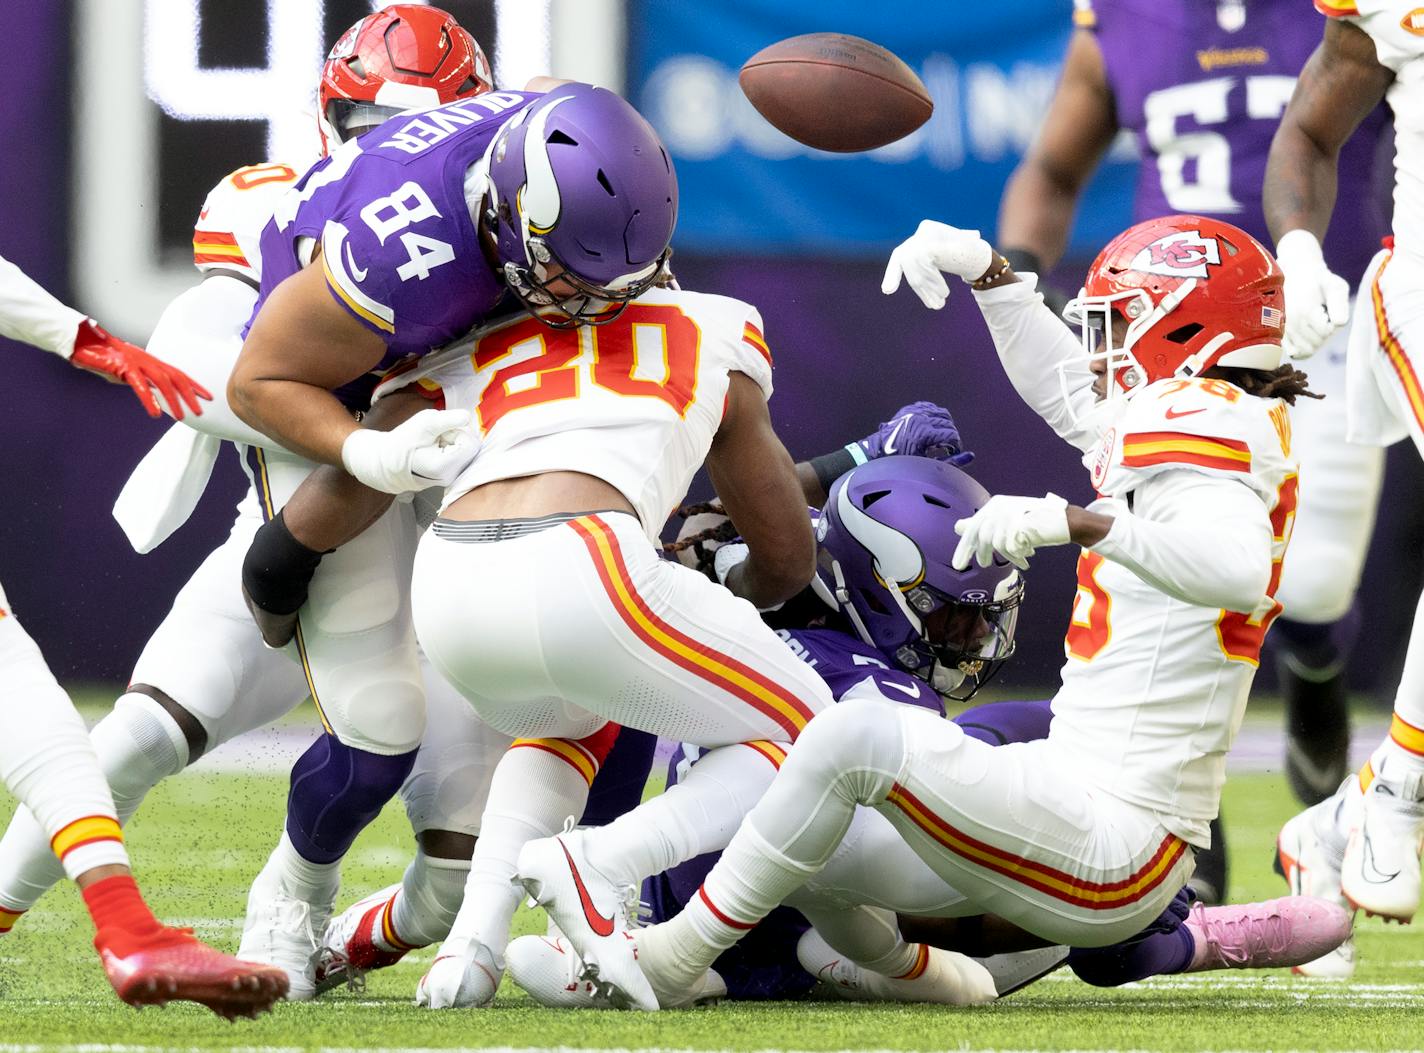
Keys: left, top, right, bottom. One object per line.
{"left": 112, "top": 424, "right": 223, "bottom": 553}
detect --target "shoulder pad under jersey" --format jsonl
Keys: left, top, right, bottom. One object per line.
{"left": 193, "top": 162, "right": 305, "bottom": 282}
{"left": 638, "top": 286, "right": 774, "bottom": 401}
{"left": 1086, "top": 376, "right": 1296, "bottom": 502}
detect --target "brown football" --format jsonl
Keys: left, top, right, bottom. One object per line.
{"left": 738, "top": 33, "right": 933, "bottom": 153}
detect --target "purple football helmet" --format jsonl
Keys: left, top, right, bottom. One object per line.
{"left": 813, "top": 456, "right": 1024, "bottom": 700}
{"left": 483, "top": 83, "right": 677, "bottom": 327}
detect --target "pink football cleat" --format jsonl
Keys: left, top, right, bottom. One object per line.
{"left": 1182, "top": 895, "right": 1351, "bottom": 972}
{"left": 99, "top": 925, "right": 289, "bottom": 1019}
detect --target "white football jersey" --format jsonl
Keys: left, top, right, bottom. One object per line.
{"left": 400, "top": 288, "right": 773, "bottom": 541}
{"left": 192, "top": 161, "right": 305, "bottom": 284}
{"left": 1050, "top": 376, "right": 1298, "bottom": 843}
{"left": 1321, "top": 0, "right": 1424, "bottom": 263}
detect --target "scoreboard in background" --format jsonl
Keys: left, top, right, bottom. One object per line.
{"left": 72, "top": 0, "right": 622, "bottom": 339}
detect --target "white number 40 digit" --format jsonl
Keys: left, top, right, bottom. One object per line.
{"left": 359, "top": 181, "right": 456, "bottom": 282}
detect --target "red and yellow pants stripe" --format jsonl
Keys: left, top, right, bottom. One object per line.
{"left": 569, "top": 515, "right": 817, "bottom": 741}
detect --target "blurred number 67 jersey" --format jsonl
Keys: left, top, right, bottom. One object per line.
{"left": 379, "top": 287, "right": 775, "bottom": 540}
{"left": 1081, "top": 0, "right": 1390, "bottom": 284}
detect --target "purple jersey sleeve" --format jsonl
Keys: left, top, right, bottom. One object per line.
{"left": 1090, "top": 0, "right": 1389, "bottom": 283}
{"left": 776, "top": 628, "right": 945, "bottom": 716}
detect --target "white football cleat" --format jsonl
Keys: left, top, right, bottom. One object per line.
{"left": 1277, "top": 796, "right": 1355, "bottom": 976}
{"left": 1341, "top": 766, "right": 1424, "bottom": 923}
{"left": 313, "top": 884, "right": 412, "bottom": 995}
{"left": 796, "top": 929, "right": 997, "bottom": 1006}
{"left": 516, "top": 831, "right": 656, "bottom": 1011}
{"left": 972, "top": 946, "right": 1070, "bottom": 996}
{"left": 236, "top": 856, "right": 337, "bottom": 1002}
{"left": 415, "top": 936, "right": 502, "bottom": 1009}
{"left": 506, "top": 934, "right": 726, "bottom": 1009}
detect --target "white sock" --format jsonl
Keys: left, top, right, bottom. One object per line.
{"left": 1372, "top": 592, "right": 1424, "bottom": 778}
{"left": 271, "top": 831, "right": 340, "bottom": 899}
{"left": 584, "top": 742, "right": 780, "bottom": 887}
{"left": 440, "top": 742, "right": 589, "bottom": 962}
{"left": 641, "top": 822, "right": 819, "bottom": 993}
{"left": 0, "top": 693, "right": 189, "bottom": 914}
{"left": 0, "top": 621, "right": 128, "bottom": 881}
{"left": 802, "top": 904, "right": 919, "bottom": 975}
{"left": 384, "top": 848, "right": 469, "bottom": 951}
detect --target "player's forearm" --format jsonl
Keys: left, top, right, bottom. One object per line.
{"left": 229, "top": 376, "right": 361, "bottom": 466}
{"left": 282, "top": 465, "right": 394, "bottom": 551}
{"left": 1263, "top": 124, "right": 1340, "bottom": 243}
{"left": 1264, "top": 23, "right": 1392, "bottom": 242}
{"left": 996, "top": 163, "right": 1079, "bottom": 275}
{"left": 794, "top": 461, "right": 827, "bottom": 507}
{"left": 972, "top": 278, "right": 1099, "bottom": 451}
{"left": 0, "top": 255, "right": 84, "bottom": 357}
{"left": 278, "top": 390, "right": 427, "bottom": 547}
{"left": 1088, "top": 478, "right": 1271, "bottom": 612}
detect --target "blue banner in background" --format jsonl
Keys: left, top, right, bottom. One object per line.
{"left": 629, "top": 0, "right": 1136, "bottom": 257}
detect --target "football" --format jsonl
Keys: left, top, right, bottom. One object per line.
{"left": 738, "top": 33, "right": 933, "bottom": 153}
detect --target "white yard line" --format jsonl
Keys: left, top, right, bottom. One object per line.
{"left": 7, "top": 1048, "right": 1424, "bottom": 1053}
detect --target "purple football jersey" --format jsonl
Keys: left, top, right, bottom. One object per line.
{"left": 775, "top": 627, "right": 945, "bottom": 716}
{"left": 250, "top": 91, "right": 539, "bottom": 405}
{"left": 1086, "top": 0, "right": 1389, "bottom": 282}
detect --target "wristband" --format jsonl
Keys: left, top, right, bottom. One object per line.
{"left": 808, "top": 446, "right": 859, "bottom": 492}
{"left": 1000, "top": 248, "right": 1044, "bottom": 276}
{"left": 241, "top": 511, "right": 330, "bottom": 616}
{"left": 970, "top": 255, "right": 1013, "bottom": 289}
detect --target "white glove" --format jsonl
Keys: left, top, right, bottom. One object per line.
{"left": 340, "top": 407, "right": 478, "bottom": 495}
{"left": 1275, "top": 229, "right": 1351, "bottom": 361}
{"left": 953, "top": 493, "right": 1070, "bottom": 571}
{"left": 712, "top": 541, "right": 750, "bottom": 584}
{"left": 881, "top": 220, "right": 996, "bottom": 310}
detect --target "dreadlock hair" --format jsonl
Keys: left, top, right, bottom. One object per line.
{"left": 663, "top": 500, "right": 738, "bottom": 577}
{"left": 1203, "top": 364, "right": 1323, "bottom": 406}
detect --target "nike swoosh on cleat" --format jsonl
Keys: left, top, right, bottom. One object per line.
{"left": 1164, "top": 406, "right": 1205, "bottom": 419}
{"left": 1359, "top": 830, "right": 1403, "bottom": 884}
{"left": 559, "top": 840, "right": 615, "bottom": 937}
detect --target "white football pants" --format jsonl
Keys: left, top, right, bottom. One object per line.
{"left": 412, "top": 511, "right": 832, "bottom": 746}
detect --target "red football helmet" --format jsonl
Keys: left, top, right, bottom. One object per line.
{"left": 1063, "top": 215, "right": 1285, "bottom": 399}
{"left": 317, "top": 5, "right": 495, "bottom": 155}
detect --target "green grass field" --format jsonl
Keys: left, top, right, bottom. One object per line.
{"left": 0, "top": 698, "right": 1420, "bottom": 1052}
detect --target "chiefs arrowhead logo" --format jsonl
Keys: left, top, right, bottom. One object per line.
{"left": 1403, "top": 8, "right": 1424, "bottom": 35}
{"left": 1129, "top": 231, "right": 1223, "bottom": 279}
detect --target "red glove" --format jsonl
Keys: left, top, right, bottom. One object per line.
{"left": 69, "top": 320, "right": 212, "bottom": 420}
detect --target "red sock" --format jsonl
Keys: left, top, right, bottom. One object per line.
{"left": 82, "top": 875, "right": 167, "bottom": 956}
